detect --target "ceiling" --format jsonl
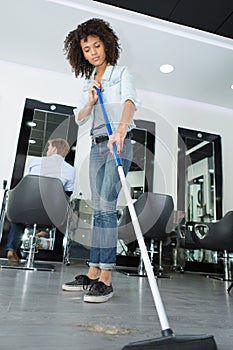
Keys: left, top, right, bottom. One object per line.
{"left": 95, "top": 0, "right": 233, "bottom": 41}
{"left": 0, "top": 0, "right": 233, "bottom": 110}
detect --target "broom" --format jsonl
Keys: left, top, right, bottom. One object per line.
{"left": 96, "top": 87, "right": 218, "bottom": 350}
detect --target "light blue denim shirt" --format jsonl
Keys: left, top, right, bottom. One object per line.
{"left": 74, "top": 65, "right": 140, "bottom": 133}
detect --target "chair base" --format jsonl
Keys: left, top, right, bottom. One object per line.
{"left": 205, "top": 274, "right": 233, "bottom": 282}
{"left": 117, "top": 239, "right": 171, "bottom": 278}
{"left": 156, "top": 270, "right": 171, "bottom": 279}
{"left": 116, "top": 266, "right": 171, "bottom": 278}
{"left": 1, "top": 261, "right": 55, "bottom": 272}
{"left": 198, "top": 249, "right": 233, "bottom": 282}
{"left": 116, "top": 267, "right": 147, "bottom": 277}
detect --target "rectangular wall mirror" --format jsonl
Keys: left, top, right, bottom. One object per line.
{"left": 0, "top": 98, "right": 77, "bottom": 262}
{"left": 177, "top": 127, "right": 223, "bottom": 267}
{"left": 178, "top": 127, "right": 222, "bottom": 221}
{"left": 11, "top": 99, "right": 77, "bottom": 189}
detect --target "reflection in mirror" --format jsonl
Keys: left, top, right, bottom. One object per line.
{"left": 186, "top": 141, "right": 215, "bottom": 222}
{"left": 10, "top": 99, "right": 77, "bottom": 189}
{"left": 25, "top": 108, "right": 75, "bottom": 176}
{"left": 178, "top": 127, "right": 222, "bottom": 222}
{"left": 27, "top": 109, "right": 70, "bottom": 156}
{"left": 177, "top": 127, "right": 222, "bottom": 265}
{"left": 0, "top": 98, "right": 77, "bottom": 261}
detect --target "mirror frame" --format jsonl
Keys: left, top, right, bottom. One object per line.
{"left": 177, "top": 127, "right": 222, "bottom": 221}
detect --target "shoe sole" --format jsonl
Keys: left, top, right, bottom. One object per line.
{"left": 83, "top": 292, "right": 114, "bottom": 303}
{"left": 62, "top": 284, "right": 86, "bottom": 292}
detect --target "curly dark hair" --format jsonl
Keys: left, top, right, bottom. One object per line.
{"left": 64, "top": 18, "right": 121, "bottom": 79}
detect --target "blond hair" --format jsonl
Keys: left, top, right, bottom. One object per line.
{"left": 48, "top": 138, "right": 70, "bottom": 158}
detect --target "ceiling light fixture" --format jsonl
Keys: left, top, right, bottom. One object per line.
{"left": 27, "top": 121, "right": 37, "bottom": 127}
{"left": 160, "top": 64, "right": 174, "bottom": 74}
{"left": 231, "top": 84, "right": 233, "bottom": 90}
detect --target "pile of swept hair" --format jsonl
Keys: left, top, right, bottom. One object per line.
{"left": 64, "top": 18, "right": 121, "bottom": 79}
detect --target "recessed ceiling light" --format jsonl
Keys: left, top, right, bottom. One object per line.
{"left": 27, "top": 121, "right": 37, "bottom": 127}
{"left": 29, "top": 139, "right": 36, "bottom": 144}
{"left": 160, "top": 64, "right": 174, "bottom": 74}
{"left": 231, "top": 84, "right": 233, "bottom": 90}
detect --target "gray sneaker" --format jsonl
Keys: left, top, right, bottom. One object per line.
{"left": 83, "top": 281, "right": 114, "bottom": 303}
{"left": 62, "top": 274, "right": 98, "bottom": 292}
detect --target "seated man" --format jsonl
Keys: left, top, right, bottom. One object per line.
{"left": 6, "top": 138, "right": 76, "bottom": 262}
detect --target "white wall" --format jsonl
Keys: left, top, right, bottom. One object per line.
{"left": 1, "top": 60, "right": 233, "bottom": 214}
{"left": 138, "top": 89, "right": 233, "bottom": 212}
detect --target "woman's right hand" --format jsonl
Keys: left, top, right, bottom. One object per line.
{"left": 88, "top": 79, "right": 101, "bottom": 106}
{"left": 77, "top": 80, "right": 102, "bottom": 122}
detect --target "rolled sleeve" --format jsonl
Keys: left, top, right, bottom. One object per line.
{"left": 120, "top": 66, "right": 140, "bottom": 110}
{"left": 73, "top": 82, "right": 92, "bottom": 126}
{"left": 73, "top": 107, "right": 91, "bottom": 126}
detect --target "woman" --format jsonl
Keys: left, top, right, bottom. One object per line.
{"left": 62, "top": 18, "right": 140, "bottom": 303}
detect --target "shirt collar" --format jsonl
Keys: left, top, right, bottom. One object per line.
{"left": 92, "top": 65, "right": 114, "bottom": 82}
{"left": 49, "top": 154, "right": 63, "bottom": 160}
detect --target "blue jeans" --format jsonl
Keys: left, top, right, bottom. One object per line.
{"left": 6, "top": 223, "right": 25, "bottom": 252}
{"left": 89, "top": 138, "right": 133, "bottom": 270}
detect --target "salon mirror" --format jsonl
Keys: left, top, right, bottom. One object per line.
{"left": 11, "top": 99, "right": 77, "bottom": 189}
{"left": 177, "top": 127, "right": 223, "bottom": 265}
{"left": 0, "top": 98, "right": 77, "bottom": 261}
{"left": 116, "top": 122, "right": 154, "bottom": 259}
{"left": 178, "top": 127, "right": 222, "bottom": 222}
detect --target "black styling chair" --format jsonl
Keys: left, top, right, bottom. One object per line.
{"left": 118, "top": 192, "right": 174, "bottom": 277}
{"left": 186, "top": 211, "right": 233, "bottom": 282}
{"left": 2, "top": 175, "right": 71, "bottom": 271}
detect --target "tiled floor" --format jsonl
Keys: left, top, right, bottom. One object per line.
{"left": 0, "top": 259, "right": 232, "bottom": 350}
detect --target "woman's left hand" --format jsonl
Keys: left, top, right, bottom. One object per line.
{"left": 107, "top": 130, "right": 127, "bottom": 155}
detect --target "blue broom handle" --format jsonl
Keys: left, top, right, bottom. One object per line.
{"left": 95, "top": 88, "right": 122, "bottom": 167}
